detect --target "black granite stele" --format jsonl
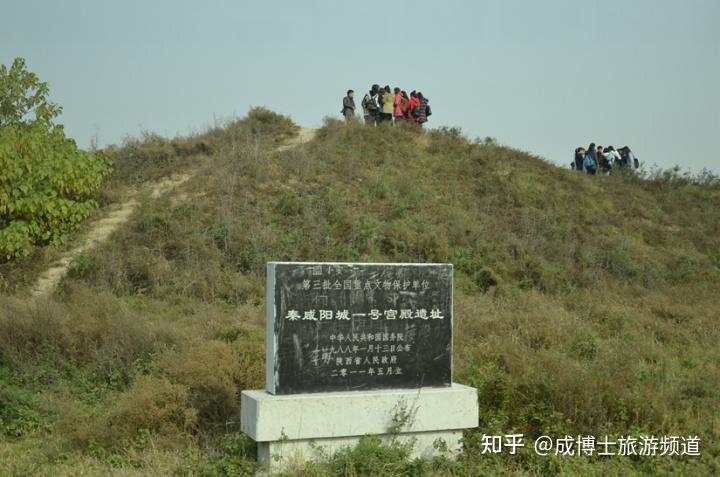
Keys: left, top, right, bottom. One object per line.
{"left": 267, "top": 262, "right": 453, "bottom": 395}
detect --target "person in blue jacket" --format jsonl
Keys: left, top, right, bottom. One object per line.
{"left": 584, "top": 143, "right": 598, "bottom": 175}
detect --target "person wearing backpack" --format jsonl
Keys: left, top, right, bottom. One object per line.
{"left": 406, "top": 91, "right": 420, "bottom": 122}
{"left": 362, "top": 85, "right": 380, "bottom": 126}
{"left": 618, "top": 146, "right": 639, "bottom": 169}
{"left": 598, "top": 146, "right": 613, "bottom": 174}
{"left": 372, "top": 85, "right": 382, "bottom": 125}
{"left": 618, "top": 146, "right": 629, "bottom": 167}
{"left": 583, "top": 143, "right": 598, "bottom": 175}
{"left": 413, "top": 92, "right": 431, "bottom": 126}
{"left": 378, "top": 87, "right": 385, "bottom": 124}
{"left": 626, "top": 147, "right": 640, "bottom": 169}
{"left": 342, "top": 90, "right": 356, "bottom": 121}
{"left": 604, "top": 146, "right": 623, "bottom": 168}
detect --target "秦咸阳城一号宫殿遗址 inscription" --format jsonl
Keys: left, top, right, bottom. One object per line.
{"left": 267, "top": 262, "right": 453, "bottom": 394}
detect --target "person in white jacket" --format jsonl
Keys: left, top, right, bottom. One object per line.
{"left": 604, "top": 146, "right": 623, "bottom": 168}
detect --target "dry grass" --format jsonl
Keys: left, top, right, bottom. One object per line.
{"left": 1, "top": 111, "right": 718, "bottom": 475}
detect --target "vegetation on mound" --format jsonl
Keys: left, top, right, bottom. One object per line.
{"left": 1, "top": 109, "right": 719, "bottom": 476}
{"left": 0, "top": 58, "right": 113, "bottom": 261}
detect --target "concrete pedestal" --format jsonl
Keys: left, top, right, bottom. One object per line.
{"left": 241, "top": 383, "right": 478, "bottom": 472}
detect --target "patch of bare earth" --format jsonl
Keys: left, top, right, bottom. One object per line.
{"left": 276, "top": 127, "right": 317, "bottom": 152}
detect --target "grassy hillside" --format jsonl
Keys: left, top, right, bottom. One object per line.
{"left": 1, "top": 109, "right": 719, "bottom": 476}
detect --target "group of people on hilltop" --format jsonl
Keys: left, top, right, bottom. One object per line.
{"left": 342, "top": 85, "right": 432, "bottom": 126}
{"left": 573, "top": 143, "right": 639, "bottom": 175}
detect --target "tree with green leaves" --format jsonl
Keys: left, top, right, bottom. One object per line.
{"left": 0, "top": 58, "right": 62, "bottom": 128}
{"left": 0, "top": 57, "right": 113, "bottom": 259}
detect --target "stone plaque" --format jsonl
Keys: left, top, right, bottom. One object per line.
{"left": 266, "top": 262, "right": 453, "bottom": 395}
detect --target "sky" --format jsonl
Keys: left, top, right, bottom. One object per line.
{"left": 2, "top": 0, "right": 719, "bottom": 172}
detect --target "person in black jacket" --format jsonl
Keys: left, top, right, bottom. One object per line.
{"left": 362, "top": 85, "right": 380, "bottom": 125}
{"left": 574, "top": 147, "right": 586, "bottom": 171}
{"left": 342, "top": 90, "right": 356, "bottom": 121}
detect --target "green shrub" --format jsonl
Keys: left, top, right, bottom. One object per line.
{"left": 0, "top": 378, "right": 48, "bottom": 437}
{"left": 322, "top": 435, "right": 417, "bottom": 477}
{"left": 202, "top": 107, "right": 299, "bottom": 147}
{"left": 0, "top": 124, "right": 112, "bottom": 259}
{"left": 209, "top": 432, "right": 258, "bottom": 476}
{"left": 0, "top": 58, "right": 112, "bottom": 259}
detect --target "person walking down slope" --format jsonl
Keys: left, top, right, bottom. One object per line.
{"left": 584, "top": 143, "right": 598, "bottom": 175}
{"left": 362, "top": 85, "right": 380, "bottom": 126}
{"left": 381, "top": 85, "right": 394, "bottom": 123}
{"left": 342, "top": 90, "right": 356, "bottom": 121}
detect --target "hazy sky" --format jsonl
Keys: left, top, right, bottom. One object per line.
{"left": 2, "top": 0, "right": 719, "bottom": 172}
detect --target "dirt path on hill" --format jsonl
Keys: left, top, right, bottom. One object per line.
{"left": 29, "top": 172, "right": 193, "bottom": 298}
{"left": 28, "top": 128, "right": 317, "bottom": 299}
{"left": 276, "top": 127, "right": 317, "bottom": 152}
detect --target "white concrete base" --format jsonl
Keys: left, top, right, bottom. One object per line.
{"left": 241, "top": 383, "right": 478, "bottom": 473}
{"left": 257, "top": 430, "right": 463, "bottom": 470}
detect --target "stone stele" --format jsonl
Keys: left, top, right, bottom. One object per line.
{"left": 240, "top": 262, "right": 478, "bottom": 472}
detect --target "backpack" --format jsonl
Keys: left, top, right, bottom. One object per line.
{"left": 633, "top": 157, "right": 640, "bottom": 169}
{"left": 426, "top": 104, "right": 432, "bottom": 117}
{"left": 583, "top": 154, "right": 596, "bottom": 169}
{"left": 599, "top": 154, "right": 611, "bottom": 171}
{"left": 363, "top": 94, "right": 377, "bottom": 111}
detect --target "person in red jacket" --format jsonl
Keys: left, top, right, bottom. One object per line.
{"left": 406, "top": 91, "right": 420, "bottom": 122}
{"left": 400, "top": 91, "right": 410, "bottom": 121}
{"left": 393, "top": 87, "right": 405, "bottom": 123}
